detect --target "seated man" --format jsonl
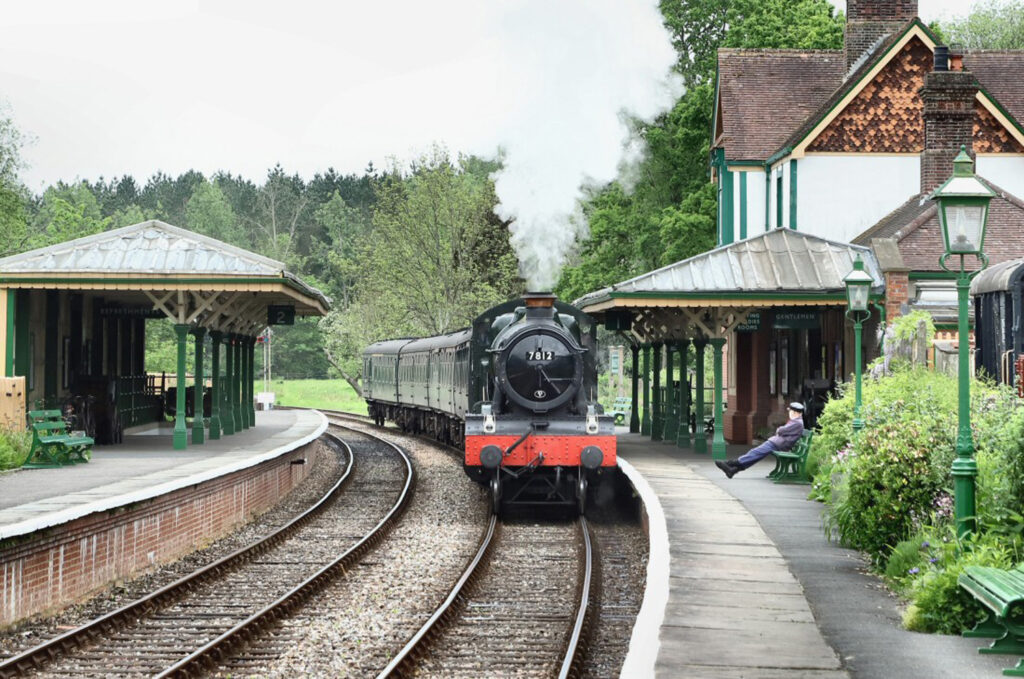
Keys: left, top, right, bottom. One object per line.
{"left": 715, "top": 402, "right": 805, "bottom": 478}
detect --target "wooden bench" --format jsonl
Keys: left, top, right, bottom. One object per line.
{"left": 768, "top": 430, "right": 814, "bottom": 484}
{"left": 611, "top": 397, "right": 631, "bottom": 425}
{"left": 22, "top": 409, "right": 94, "bottom": 468}
{"left": 959, "top": 565, "right": 1024, "bottom": 675}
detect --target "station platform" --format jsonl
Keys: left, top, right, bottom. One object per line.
{"left": 0, "top": 409, "right": 327, "bottom": 626}
{"left": 619, "top": 432, "right": 1009, "bottom": 679}
{"left": 0, "top": 409, "right": 328, "bottom": 540}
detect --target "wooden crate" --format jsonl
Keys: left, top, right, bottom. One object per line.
{"left": 0, "top": 376, "right": 26, "bottom": 431}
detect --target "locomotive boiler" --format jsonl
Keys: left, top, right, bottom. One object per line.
{"left": 362, "top": 292, "right": 616, "bottom": 513}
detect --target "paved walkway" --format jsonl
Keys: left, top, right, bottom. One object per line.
{"left": 620, "top": 432, "right": 1009, "bottom": 679}
{"left": 0, "top": 409, "right": 327, "bottom": 540}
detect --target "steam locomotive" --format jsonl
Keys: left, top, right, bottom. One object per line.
{"left": 362, "top": 293, "right": 616, "bottom": 513}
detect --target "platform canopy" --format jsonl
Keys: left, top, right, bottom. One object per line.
{"left": 0, "top": 220, "right": 330, "bottom": 326}
{"left": 575, "top": 228, "right": 883, "bottom": 341}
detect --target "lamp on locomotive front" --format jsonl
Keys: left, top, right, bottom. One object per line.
{"left": 933, "top": 145, "right": 993, "bottom": 540}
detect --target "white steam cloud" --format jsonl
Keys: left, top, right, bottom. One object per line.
{"left": 486, "top": 0, "right": 683, "bottom": 291}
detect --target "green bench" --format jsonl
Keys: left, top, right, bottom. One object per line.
{"left": 959, "top": 565, "right": 1024, "bottom": 676}
{"left": 768, "top": 430, "right": 814, "bottom": 484}
{"left": 23, "top": 409, "right": 94, "bottom": 468}
{"left": 611, "top": 396, "right": 631, "bottom": 425}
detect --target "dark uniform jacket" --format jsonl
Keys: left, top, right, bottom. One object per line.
{"left": 768, "top": 417, "right": 804, "bottom": 451}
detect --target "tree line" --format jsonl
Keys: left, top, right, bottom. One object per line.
{"left": 0, "top": 1, "right": 1019, "bottom": 390}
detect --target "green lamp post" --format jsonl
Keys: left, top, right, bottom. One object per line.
{"left": 844, "top": 255, "right": 873, "bottom": 432}
{"left": 934, "top": 145, "right": 993, "bottom": 540}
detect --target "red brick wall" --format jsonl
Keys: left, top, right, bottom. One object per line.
{"left": 885, "top": 270, "right": 910, "bottom": 320}
{"left": 920, "top": 70, "right": 978, "bottom": 193}
{"left": 0, "top": 442, "right": 320, "bottom": 627}
{"left": 847, "top": 0, "right": 918, "bottom": 21}
{"left": 845, "top": 1, "right": 918, "bottom": 70}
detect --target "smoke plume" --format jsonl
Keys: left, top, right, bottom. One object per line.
{"left": 486, "top": 0, "right": 682, "bottom": 291}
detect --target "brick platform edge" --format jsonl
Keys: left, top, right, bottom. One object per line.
{"left": 0, "top": 441, "right": 321, "bottom": 628}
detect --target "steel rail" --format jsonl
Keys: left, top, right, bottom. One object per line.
{"left": 156, "top": 421, "right": 415, "bottom": 678}
{"left": 376, "top": 513, "right": 499, "bottom": 678}
{"left": 559, "top": 516, "right": 597, "bottom": 679}
{"left": 0, "top": 430, "right": 354, "bottom": 679}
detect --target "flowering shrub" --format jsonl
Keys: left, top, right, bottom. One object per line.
{"left": 0, "top": 428, "right": 31, "bottom": 471}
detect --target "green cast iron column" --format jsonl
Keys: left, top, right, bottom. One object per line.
{"left": 239, "top": 335, "right": 249, "bottom": 430}
{"left": 852, "top": 315, "right": 866, "bottom": 431}
{"left": 232, "top": 334, "right": 243, "bottom": 432}
{"left": 640, "top": 345, "right": 651, "bottom": 436}
{"left": 677, "top": 339, "right": 691, "bottom": 448}
{"left": 629, "top": 344, "right": 640, "bottom": 433}
{"left": 664, "top": 344, "right": 679, "bottom": 442}
{"left": 248, "top": 336, "right": 256, "bottom": 427}
{"left": 192, "top": 327, "right": 206, "bottom": 444}
{"left": 222, "top": 335, "right": 235, "bottom": 436}
{"left": 651, "top": 342, "right": 663, "bottom": 441}
{"left": 173, "top": 324, "right": 190, "bottom": 450}
{"left": 693, "top": 339, "right": 707, "bottom": 454}
{"left": 953, "top": 272, "right": 977, "bottom": 539}
{"left": 209, "top": 330, "right": 222, "bottom": 440}
{"left": 710, "top": 337, "right": 727, "bottom": 460}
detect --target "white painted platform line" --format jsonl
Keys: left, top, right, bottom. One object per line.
{"left": 0, "top": 411, "right": 329, "bottom": 541}
{"left": 617, "top": 458, "right": 670, "bottom": 679}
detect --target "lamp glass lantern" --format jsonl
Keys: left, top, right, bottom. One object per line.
{"left": 844, "top": 255, "right": 873, "bottom": 312}
{"left": 933, "top": 146, "right": 994, "bottom": 256}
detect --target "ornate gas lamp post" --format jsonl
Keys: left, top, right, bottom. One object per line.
{"left": 844, "top": 255, "right": 873, "bottom": 432}
{"left": 934, "top": 146, "right": 993, "bottom": 539}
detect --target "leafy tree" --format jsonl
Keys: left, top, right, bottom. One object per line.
{"left": 31, "top": 182, "right": 110, "bottom": 246}
{"left": 186, "top": 179, "right": 241, "bottom": 244}
{"left": 659, "top": 0, "right": 844, "bottom": 87}
{"left": 109, "top": 203, "right": 154, "bottom": 228}
{"left": 310, "top": 190, "right": 370, "bottom": 308}
{"left": 249, "top": 165, "right": 309, "bottom": 265}
{"left": 946, "top": 0, "right": 1024, "bottom": 49}
{"left": 0, "top": 103, "right": 29, "bottom": 256}
{"left": 364, "top": 148, "right": 520, "bottom": 335}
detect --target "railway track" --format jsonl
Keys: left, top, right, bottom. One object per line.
{"left": 379, "top": 516, "right": 596, "bottom": 678}
{"left": 0, "top": 425, "right": 414, "bottom": 679}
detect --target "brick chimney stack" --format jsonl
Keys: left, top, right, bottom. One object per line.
{"left": 845, "top": 0, "right": 918, "bottom": 71}
{"left": 920, "top": 47, "right": 979, "bottom": 193}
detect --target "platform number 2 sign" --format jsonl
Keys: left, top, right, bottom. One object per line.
{"left": 267, "top": 305, "right": 295, "bottom": 326}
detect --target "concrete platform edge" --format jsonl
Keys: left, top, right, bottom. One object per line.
{"left": 618, "top": 458, "right": 670, "bottom": 678}
{"left": 0, "top": 410, "right": 328, "bottom": 541}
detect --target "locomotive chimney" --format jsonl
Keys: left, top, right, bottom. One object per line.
{"left": 523, "top": 291, "right": 556, "bottom": 318}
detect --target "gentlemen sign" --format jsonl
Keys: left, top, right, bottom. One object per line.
{"left": 773, "top": 311, "right": 819, "bottom": 329}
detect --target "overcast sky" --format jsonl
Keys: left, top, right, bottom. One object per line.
{"left": 1, "top": 0, "right": 985, "bottom": 192}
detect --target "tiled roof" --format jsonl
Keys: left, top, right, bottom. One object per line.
{"left": 778, "top": 21, "right": 921, "bottom": 154}
{"left": 575, "top": 228, "right": 883, "bottom": 310}
{"left": 966, "top": 51, "right": 1024, "bottom": 131}
{"left": 854, "top": 184, "right": 1024, "bottom": 272}
{"left": 0, "top": 220, "right": 330, "bottom": 307}
{"left": 715, "top": 49, "right": 844, "bottom": 161}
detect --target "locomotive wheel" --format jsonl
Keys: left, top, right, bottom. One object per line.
{"left": 490, "top": 473, "right": 502, "bottom": 514}
{"left": 577, "top": 476, "right": 588, "bottom": 515}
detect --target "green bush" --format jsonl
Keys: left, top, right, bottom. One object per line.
{"left": 884, "top": 538, "right": 929, "bottom": 592}
{"left": 902, "top": 528, "right": 1013, "bottom": 634}
{"left": 0, "top": 428, "right": 31, "bottom": 470}
{"left": 830, "top": 415, "right": 939, "bottom": 562}
{"left": 819, "top": 366, "right": 1022, "bottom": 565}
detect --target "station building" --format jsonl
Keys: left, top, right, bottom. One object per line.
{"left": 577, "top": 0, "right": 1024, "bottom": 450}
{"left": 0, "top": 220, "right": 329, "bottom": 449}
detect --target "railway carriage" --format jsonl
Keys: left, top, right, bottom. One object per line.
{"left": 973, "top": 257, "right": 1024, "bottom": 391}
{"left": 363, "top": 293, "right": 616, "bottom": 513}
